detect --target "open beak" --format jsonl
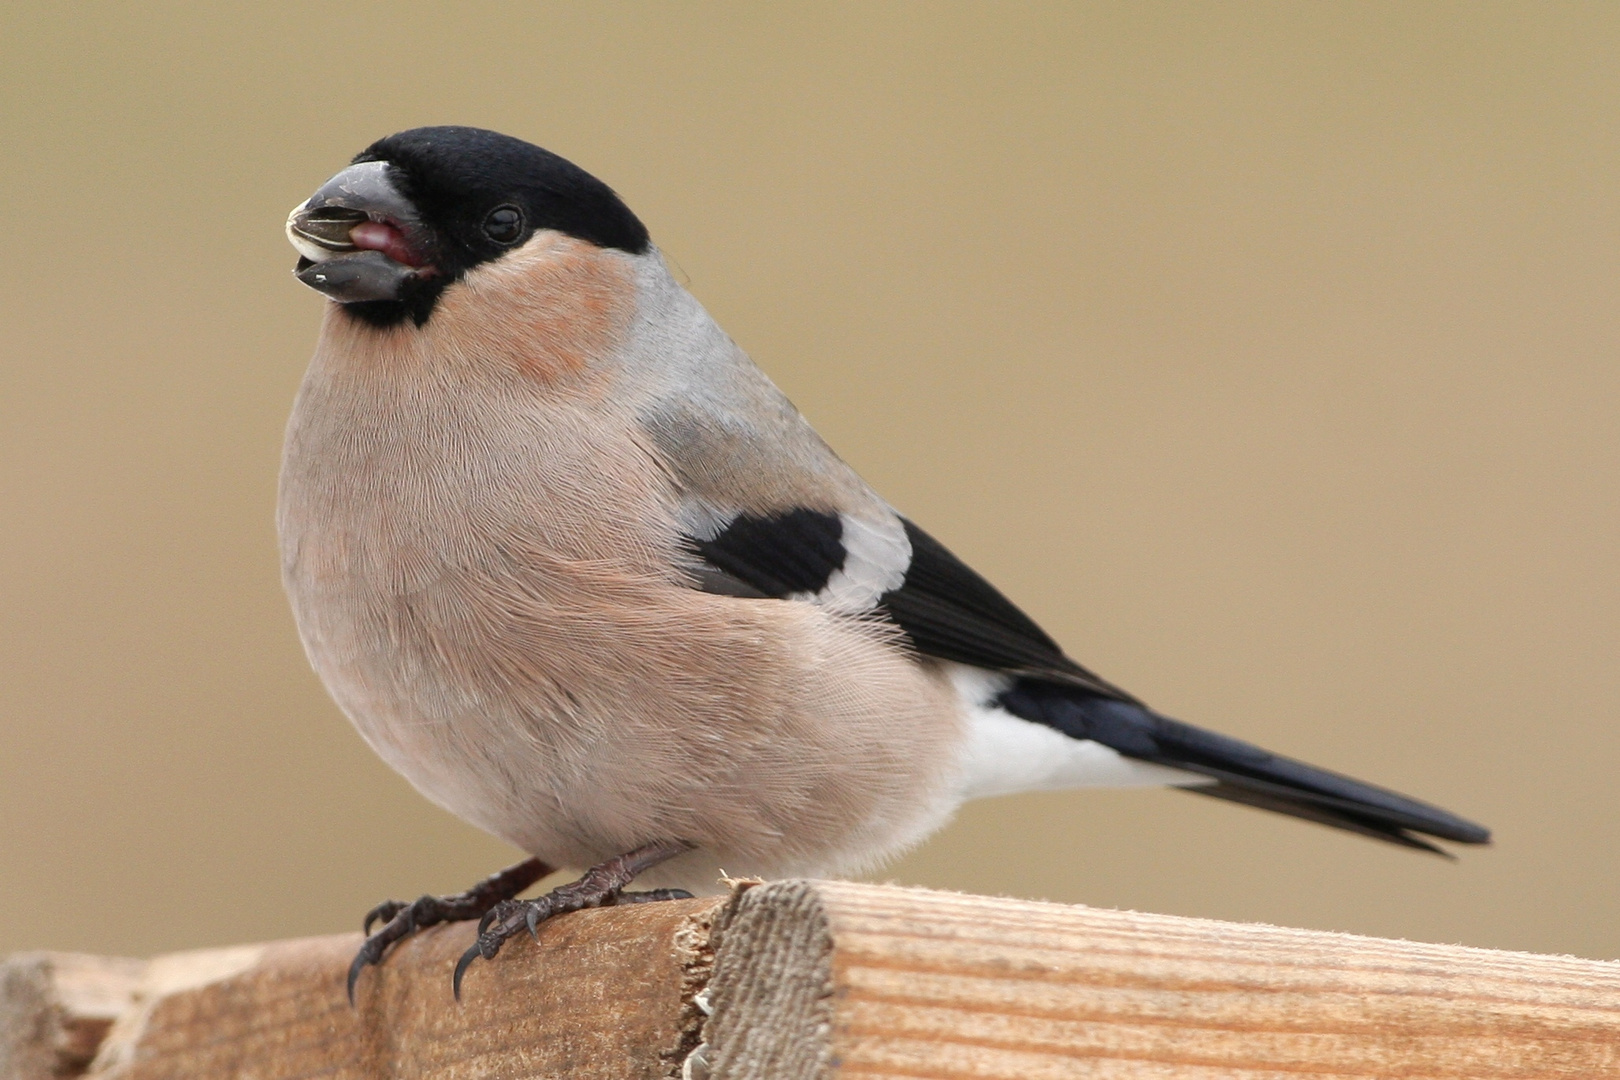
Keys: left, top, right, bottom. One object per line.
{"left": 286, "top": 161, "right": 436, "bottom": 303}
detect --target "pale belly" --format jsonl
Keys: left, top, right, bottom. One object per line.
{"left": 282, "top": 534, "right": 966, "bottom": 888}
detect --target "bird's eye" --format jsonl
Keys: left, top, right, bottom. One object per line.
{"left": 483, "top": 205, "right": 524, "bottom": 245}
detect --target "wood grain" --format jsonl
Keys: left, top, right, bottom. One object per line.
{"left": 700, "top": 881, "right": 1620, "bottom": 1079}
{"left": 8, "top": 883, "right": 1620, "bottom": 1079}
{"left": 85, "top": 896, "right": 721, "bottom": 1080}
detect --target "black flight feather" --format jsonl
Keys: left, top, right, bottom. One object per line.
{"left": 996, "top": 681, "right": 1491, "bottom": 850}
{"left": 876, "top": 520, "right": 1139, "bottom": 700}
{"left": 685, "top": 510, "right": 1492, "bottom": 851}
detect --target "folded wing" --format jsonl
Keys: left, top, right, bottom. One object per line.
{"left": 683, "top": 507, "right": 1490, "bottom": 851}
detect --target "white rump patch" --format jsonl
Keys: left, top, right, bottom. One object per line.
{"left": 943, "top": 664, "right": 1208, "bottom": 800}
{"left": 792, "top": 511, "right": 911, "bottom": 614}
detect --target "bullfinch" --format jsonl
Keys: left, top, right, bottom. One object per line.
{"left": 279, "top": 126, "right": 1489, "bottom": 1000}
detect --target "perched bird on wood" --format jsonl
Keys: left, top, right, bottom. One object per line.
{"left": 280, "top": 126, "right": 1490, "bottom": 1000}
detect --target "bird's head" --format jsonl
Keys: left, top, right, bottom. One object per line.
{"left": 286, "top": 127, "right": 649, "bottom": 328}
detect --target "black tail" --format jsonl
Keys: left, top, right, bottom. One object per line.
{"left": 997, "top": 679, "right": 1490, "bottom": 854}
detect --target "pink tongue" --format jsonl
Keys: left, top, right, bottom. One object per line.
{"left": 349, "top": 221, "right": 422, "bottom": 268}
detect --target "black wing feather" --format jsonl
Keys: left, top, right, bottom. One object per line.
{"left": 877, "top": 521, "right": 1139, "bottom": 700}
{"left": 689, "top": 509, "right": 845, "bottom": 598}
{"left": 685, "top": 510, "right": 1491, "bottom": 851}
{"left": 689, "top": 514, "right": 1133, "bottom": 698}
{"left": 997, "top": 680, "right": 1491, "bottom": 849}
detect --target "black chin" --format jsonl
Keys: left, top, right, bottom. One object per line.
{"left": 306, "top": 267, "right": 450, "bottom": 328}
{"left": 341, "top": 299, "right": 415, "bottom": 328}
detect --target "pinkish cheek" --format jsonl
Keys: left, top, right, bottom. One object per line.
{"left": 350, "top": 220, "right": 425, "bottom": 268}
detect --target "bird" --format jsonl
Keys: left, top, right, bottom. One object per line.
{"left": 279, "top": 126, "right": 1490, "bottom": 1001}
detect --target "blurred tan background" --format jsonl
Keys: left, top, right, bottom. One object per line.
{"left": 1, "top": 2, "right": 1615, "bottom": 962}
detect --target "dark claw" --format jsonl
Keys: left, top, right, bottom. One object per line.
{"left": 347, "top": 933, "right": 387, "bottom": 1006}
{"left": 453, "top": 902, "right": 525, "bottom": 997}
{"left": 452, "top": 941, "right": 482, "bottom": 1001}
{"left": 362, "top": 900, "right": 402, "bottom": 936}
{"left": 443, "top": 841, "right": 694, "bottom": 999}
{"left": 346, "top": 908, "right": 413, "bottom": 1006}
{"left": 345, "top": 856, "right": 553, "bottom": 1006}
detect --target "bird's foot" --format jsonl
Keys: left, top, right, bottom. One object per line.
{"left": 348, "top": 855, "right": 552, "bottom": 1004}
{"left": 453, "top": 839, "right": 693, "bottom": 999}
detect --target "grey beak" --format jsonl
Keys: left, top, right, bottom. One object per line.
{"left": 293, "top": 250, "right": 418, "bottom": 304}
{"left": 286, "top": 161, "right": 431, "bottom": 303}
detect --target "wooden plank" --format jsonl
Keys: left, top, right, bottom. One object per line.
{"left": 84, "top": 896, "right": 722, "bottom": 1080}
{"left": 1, "top": 952, "right": 147, "bottom": 1079}
{"left": 698, "top": 881, "right": 1620, "bottom": 1079}
{"left": 9, "top": 882, "right": 1620, "bottom": 1079}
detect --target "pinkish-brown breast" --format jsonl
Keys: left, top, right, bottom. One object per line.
{"left": 425, "top": 232, "right": 636, "bottom": 386}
